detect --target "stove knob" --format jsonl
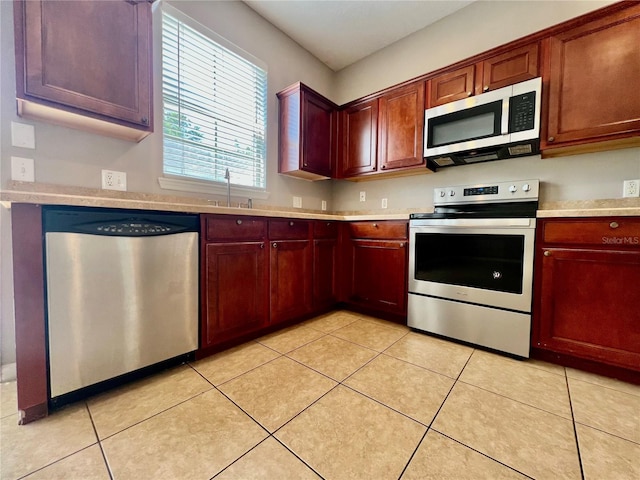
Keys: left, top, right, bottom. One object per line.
{"left": 449, "top": 190, "right": 456, "bottom": 197}
{"left": 439, "top": 190, "right": 446, "bottom": 198}
{"left": 509, "top": 185, "right": 517, "bottom": 193}
{"left": 522, "top": 183, "right": 531, "bottom": 192}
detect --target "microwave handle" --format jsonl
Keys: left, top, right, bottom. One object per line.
{"left": 501, "top": 97, "right": 510, "bottom": 135}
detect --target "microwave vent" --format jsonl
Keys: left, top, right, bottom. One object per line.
{"left": 463, "top": 152, "right": 499, "bottom": 163}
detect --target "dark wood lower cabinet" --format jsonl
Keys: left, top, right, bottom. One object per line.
{"left": 532, "top": 218, "right": 640, "bottom": 377}
{"left": 269, "top": 239, "right": 312, "bottom": 324}
{"left": 313, "top": 238, "right": 338, "bottom": 309}
{"left": 341, "top": 221, "right": 409, "bottom": 320}
{"left": 347, "top": 239, "right": 408, "bottom": 316}
{"left": 201, "top": 242, "right": 268, "bottom": 348}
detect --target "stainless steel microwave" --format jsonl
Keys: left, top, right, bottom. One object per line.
{"left": 424, "top": 77, "right": 542, "bottom": 170}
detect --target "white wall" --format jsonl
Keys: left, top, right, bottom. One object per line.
{"left": 331, "top": 0, "right": 640, "bottom": 211}
{"left": 0, "top": 0, "right": 336, "bottom": 367}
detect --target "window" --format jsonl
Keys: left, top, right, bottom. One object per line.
{"left": 161, "top": 7, "right": 267, "bottom": 191}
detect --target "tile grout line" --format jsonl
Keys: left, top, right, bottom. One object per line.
{"left": 85, "top": 401, "right": 115, "bottom": 480}
{"left": 454, "top": 377, "right": 576, "bottom": 421}
{"left": 565, "top": 370, "right": 587, "bottom": 480}
{"left": 429, "top": 430, "right": 536, "bottom": 480}
{"left": 394, "top": 347, "right": 476, "bottom": 480}
{"left": 423, "top": 349, "right": 536, "bottom": 480}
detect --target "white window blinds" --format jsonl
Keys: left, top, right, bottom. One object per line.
{"left": 162, "top": 10, "right": 267, "bottom": 189}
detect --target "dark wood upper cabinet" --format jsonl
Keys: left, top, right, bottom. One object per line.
{"left": 542, "top": 5, "right": 640, "bottom": 152}
{"left": 277, "top": 83, "right": 338, "bottom": 180}
{"left": 428, "top": 65, "right": 476, "bottom": 107}
{"left": 339, "top": 81, "right": 425, "bottom": 178}
{"left": 13, "top": 0, "right": 153, "bottom": 142}
{"left": 480, "top": 43, "right": 539, "bottom": 92}
{"left": 428, "top": 44, "right": 539, "bottom": 107}
{"left": 378, "top": 81, "right": 425, "bottom": 170}
{"left": 338, "top": 99, "right": 379, "bottom": 177}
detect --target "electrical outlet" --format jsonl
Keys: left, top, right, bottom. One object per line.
{"left": 101, "top": 169, "right": 127, "bottom": 191}
{"left": 381, "top": 198, "right": 388, "bottom": 209}
{"left": 11, "top": 156, "right": 35, "bottom": 182}
{"left": 359, "top": 191, "right": 366, "bottom": 202}
{"left": 623, "top": 179, "right": 640, "bottom": 198}
{"left": 321, "top": 200, "right": 327, "bottom": 211}
{"left": 293, "top": 196, "right": 302, "bottom": 208}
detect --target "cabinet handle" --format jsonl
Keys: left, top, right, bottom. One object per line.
{"left": 543, "top": 250, "right": 551, "bottom": 257}
{"left": 289, "top": 221, "right": 294, "bottom": 226}
{"left": 326, "top": 222, "right": 331, "bottom": 226}
{"left": 399, "top": 242, "right": 405, "bottom": 248}
{"left": 372, "top": 223, "right": 378, "bottom": 228}
{"left": 272, "top": 242, "right": 278, "bottom": 248}
{"left": 236, "top": 219, "right": 243, "bottom": 225}
{"left": 260, "top": 243, "right": 264, "bottom": 249}
{"left": 483, "top": 86, "right": 489, "bottom": 92}
{"left": 141, "top": 117, "right": 148, "bottom": 125}
{"left": 610, "top": 221, "right": 619, "bottom": 229}
{"left": 548, "top": 136, "right": 555, "bottom": 142}
{"left": 467, "top": 91, "right": 472, "bottom": 97}
{"left": 381, "top": 165, "right": 387, "bottom": 169}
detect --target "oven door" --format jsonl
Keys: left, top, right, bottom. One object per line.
{"left": 409, "top": 218, "right": 536, "bottom": 313}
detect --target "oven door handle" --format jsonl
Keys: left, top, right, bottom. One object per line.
{"left": 410, "top": 218, "right": 534, "bottom": 228}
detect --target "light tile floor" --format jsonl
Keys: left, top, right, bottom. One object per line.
{"left": 1, "top": 311, "right": 639, "bottom": 480}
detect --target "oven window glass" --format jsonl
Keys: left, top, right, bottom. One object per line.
{"left": 414, "top": 233, "right": 524, "bottom": 294}
{"left": 428, "top": 100, "right": 502, "bottom": 148}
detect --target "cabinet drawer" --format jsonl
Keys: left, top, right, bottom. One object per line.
{"left": 542, "top": 218, "right": 640, "bottom": 247}
{"left": 313, "top": 220, "right": 339, "bottom": 239}
{"left": 269, "top": 219, "right": 310, "bottom": 240}
{"left": 204, "top": 216, "right": 266, "bottom": 242}
{"left": 348, "top": 221, "right": 408, "bottom": 239}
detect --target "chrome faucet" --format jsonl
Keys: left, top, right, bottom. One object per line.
{"left": 224, "top": 168, "right": 231, "bottom": 207}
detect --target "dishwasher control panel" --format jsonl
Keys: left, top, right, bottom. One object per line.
{"left": 95, "top": 223, "right": 174, "bottom": 234}
{"left": 43, "top": 206, "right": 199, "bottom": 237}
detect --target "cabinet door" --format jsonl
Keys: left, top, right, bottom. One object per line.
{"left": 544, "top": 7, "right": 640, "bottom": 148}
{"left": 535, "top": 248, "right": 640, "bottom": 371}
{"left": 270, "top": 240, "right": 312, "bottom": 324}
{"left": 481, "top": 43, "right": 539, "bottom": 92}
{"left": 428, "top": 65, "right": 476, "bottom": 107}
{"left": 313, "top": 238, "right": 338, "bottom": 310}
{"left": 301, "top": 90, "right": 336, "bottom": 177}
{"left": 339, "top": 99, "right": 378, "bottom": 177}
{"left": 202, "top": 242, "right": 268, "bottom": 348}
{"left": 347, "top": 239, "right": 408, "bottom": 315}
{"left": 17, "top": 0, "right": 152, "bottom": 129}
{"left": 378, "top": 82, "right": 425, "bottom": 171}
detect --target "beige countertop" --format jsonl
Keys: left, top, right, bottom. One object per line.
{"left": 537, "top": 198, "right": 640, "bottom": 218}
{"left": 0, "top": 182, "right": 416, "bottom": 221}
{"left": 2, "top": 182, "right": 639, "bottom": 219}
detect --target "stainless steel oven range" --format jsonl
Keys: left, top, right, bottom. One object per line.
{"left": 408, "top": 179, "right": 539, "bottom": 357}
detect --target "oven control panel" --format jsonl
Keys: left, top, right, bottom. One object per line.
{"left": 434, "top": 179, "right": 539, "bottom": 205}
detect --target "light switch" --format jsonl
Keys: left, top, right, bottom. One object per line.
{"left": 11, "top": 156, "right": 35, "bottom": 182}
{"left": 11, "top": 122, "right": 35, "bottom": 149}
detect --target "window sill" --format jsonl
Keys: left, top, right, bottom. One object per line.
{"left": 158, "top": 176, "right": 270, "bottom": 200}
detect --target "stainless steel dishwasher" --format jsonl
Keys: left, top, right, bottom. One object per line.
{"left": 43, "top": 207, "right": 199, "bottom": 401}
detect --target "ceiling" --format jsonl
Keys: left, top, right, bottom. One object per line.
{"left": 243, "top": 1, "right": 475, "bottom": 71}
